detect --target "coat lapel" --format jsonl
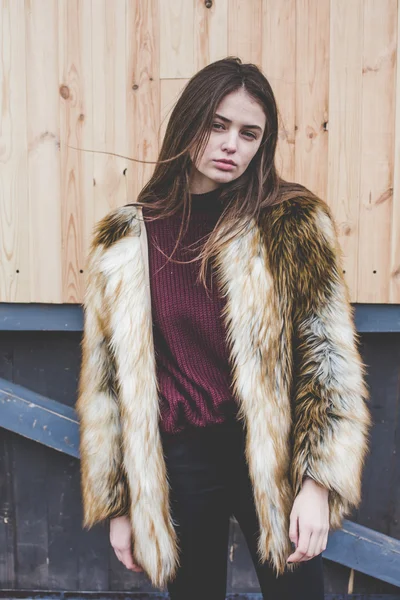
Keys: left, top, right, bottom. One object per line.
{"left": 106, "top": 206, "right": 296, "bottom": 579}
{"left": 213, "top": 216, "right": 295, "bottom": 573}
{"left": 138, "top": 205, "right": 151, "bottom": 307}
{"left": 95, "top": 206, "right": 179, "bottom": 587}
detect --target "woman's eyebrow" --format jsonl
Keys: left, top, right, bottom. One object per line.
{"left": 214, "top": 113, "right": 263, "bottom": 132}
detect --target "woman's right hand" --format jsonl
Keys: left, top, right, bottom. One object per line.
{"left": 109, "top": 515, "right": 144, "bottom": 573}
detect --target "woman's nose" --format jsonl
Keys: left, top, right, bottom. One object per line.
{"left": 222, "top": 134, "right": 238, "bottom": 152}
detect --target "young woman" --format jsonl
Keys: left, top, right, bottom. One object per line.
{"left": 76, "top": 57, "right": 372, "bottom": 600}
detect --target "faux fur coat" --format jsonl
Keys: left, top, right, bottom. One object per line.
{"left": 76, "top": 194, "right": 372, "bottom": 589}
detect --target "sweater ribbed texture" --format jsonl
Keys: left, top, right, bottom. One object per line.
{"left": 142, "top": 188, "right": 239, "bottom": 435}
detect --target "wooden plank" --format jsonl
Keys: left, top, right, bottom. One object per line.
{"left": 351, "top": 334, "right": 400, "bottom": 594}
{"left": 2, "top": 303, "right": 400, "bottom": 332}
{"left": 0, "top": 303, "right": 84, "bottom": 331}
{"left": 59, "top": 0, "right": 95, "bottom": 303}
{"left": 391, "top": 0, "right": 400, "bottom": 303}
{"left": 10, "top": 332, "right": 82, "bottom": 409}
{"left": 228, "top": 0, "right": 263, "bottom": 66}
{"left": 58, "top": 0, "right": 95, "bottom": 266}
{"left": 159, "top": 0, "right": 194, "bottom": 79}
{"left": 126, "top": 0, "right": 160, "bottom": 197}
{"left": 294, "top": 0, "right": 330, "bottom": 202}
{"left": 324, "top": 520, "right": 400, "bottom": 588}
{"left": 388, "top": 339, "right": 400, "bottom": 544}
{"left": 0, "top": 0, "right": 30, "bottom": 303}
{"left": 11, "top": 338, "right": 52, "bottom": 589}
{"left": 0, "top": 377, "right": 79, "bottom": 458}
{"left": 0, "top": 340, "right": 16, "bottom": 588}
{"left": 1, "top": 593, "right": 400, "bottom": 599}
{"left": 357, "top": 0, "right": 397, "bottom": 303}
{"left": 353, "top": 335, "right": 400, "bottom": 533}
{"left": 9, "top": 334, "right": 82, "bottom": 590}
{"left": 226, "top": 517, "right": 236, "bottom": 594}
{"left": 26, "top": 0, "right": 62, "bottom": 303}
{"left": 159, "top": 79, "right": 190, "bottom": 145}
{"left": 0, "top": 594, "right": 163, "bottom": 600}
{"left": 77, "top": 520, "right": 109, "bottom": 591}
{"left": 0, "top": 430, "right": 16, "bottom": 588}
{"left": 261, "top": 0, "right": 296, "bottom": 182}
{"left": 43, "top": 336, "right": 82, "bottom": 590}
{"left": 194, "top": 0, "right": 228, "bottom": 70}
{"left": 323, "top": 561, "right": 354, "bottom": 596}
{"left": 12, "top": 434, "right": 49, "bottom": 587}
{"left": 230, "top": 519, "right": 259, "bottom": 592}
{"left": 47, "top": 451, "right": 81, "bottom": 589}
{"left": 353, "top": 305, "right": 400, "bottom": 332}
{"left": 327, "top": 0, "right": 364, "bottom": 302}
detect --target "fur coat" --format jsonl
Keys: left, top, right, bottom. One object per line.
{"left": 76, "top": 194, "right": 372, "bottom": 589}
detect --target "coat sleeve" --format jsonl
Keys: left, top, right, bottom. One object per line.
{"left": 76, "top": 241, "right": 130, "bottom": 527}
{"left": 289, "top": 199, "right": 372, "bottom": 529}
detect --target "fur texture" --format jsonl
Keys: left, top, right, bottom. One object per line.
{"left": 76, "top": 196, "right": 372, "bottom": 589}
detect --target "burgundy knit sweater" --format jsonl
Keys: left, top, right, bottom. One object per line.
{"left": 142, "top": 188, "right": 239, "bottom": 435}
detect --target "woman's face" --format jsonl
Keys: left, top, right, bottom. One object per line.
{"left": 189, "top": 88, "right": 266, "bottom": 194}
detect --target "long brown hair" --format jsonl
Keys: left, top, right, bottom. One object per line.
{"left": 74, "top": 56, "right": 319, "bottom": 290}
{"left": 133, "top": 56, "right": 319, "bottom": 289}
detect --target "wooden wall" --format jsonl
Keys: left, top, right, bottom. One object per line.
{"left": 0, "top": 0, "right": 399, "bottom": 304}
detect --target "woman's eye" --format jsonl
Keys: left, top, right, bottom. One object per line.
{"left": 212, "top": 123, "right": 256, "bottom": 139}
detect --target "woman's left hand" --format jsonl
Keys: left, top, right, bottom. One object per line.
{"left": 286, "top": 476, "right": 330, "bottom": 563}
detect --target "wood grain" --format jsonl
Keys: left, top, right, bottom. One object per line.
{"left": 0, "top": 0, "right": 399, "bottom": 303}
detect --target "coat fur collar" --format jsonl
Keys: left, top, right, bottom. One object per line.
{"left": 76, "top": 195, "right": 371, "bottom": 589}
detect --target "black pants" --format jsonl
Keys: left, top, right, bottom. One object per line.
{"left": 161, "top": 419, "right": 325, "bottom": 600}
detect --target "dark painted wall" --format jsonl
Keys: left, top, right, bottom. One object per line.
{"left": 0, "top": 331, "right": 399, "bottom": 597}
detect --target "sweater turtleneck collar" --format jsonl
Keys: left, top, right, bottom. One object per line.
{"left": 189, "top": 186, "right": 223, "bottom": 212}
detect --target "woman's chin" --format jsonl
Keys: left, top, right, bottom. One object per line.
{"left": 209, "top": 170, "right": 236, "bottom": 183}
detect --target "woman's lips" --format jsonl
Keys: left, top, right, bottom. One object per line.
{"left": 213, "top": 160, "right": 236, "bottom": 171}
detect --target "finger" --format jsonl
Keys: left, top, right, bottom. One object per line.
{"left": 307, "top": 526, "right": 328, "bottom": 561}
{"left": 299, "top": 529, "right": 319, "bottom": 562}
{"left": 131, "top": 558, "right": 144, "bottom": 573}
{"left": 114, "top": 548, "right": 122, "bottom": 563}
{"left": 321, "top": 530, "right": 329, "bottom": 554}
{"left": 288, "top": 513, "right": 299, "bottom": 547}
{"left": 121, "top": 548, "right": 144, "bottom": 572}
{"left": 120, "top": 548, "right": 136, "bottom": 570}
{"left": 133, "top": 565, "right": 144, "bottom": 572}
{"left": 287, "top": 523, "right": 311, "bottom": 563}
{"left": 130, "top": 548, "right": 144, "bottom": 572}
{"left": 314, "top": 528, "right": 328, "bottom": 558}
